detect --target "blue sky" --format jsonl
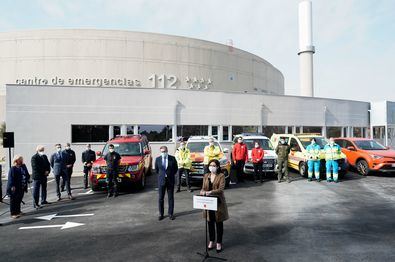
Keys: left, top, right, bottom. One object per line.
{"left": 0, "top": 0, "right": 394, "bottom": 102}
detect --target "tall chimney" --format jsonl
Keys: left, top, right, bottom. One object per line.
{"left": 298, "top": 0, "right": 315, "bottom": 97}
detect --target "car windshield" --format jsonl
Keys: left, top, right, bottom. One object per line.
{"left": 354, "top": 140, "right": 386, "bottom": 150}
{"left": 243, "top": 139, "right": 274, "bottom": 150}
{"left": 187, "top": 142, "right": 221, "bottom": 152}
{"left": 299, "top": 137, "right": 327, "bottom": 149}
{"left": 102, "top": 142, "right": 142, "bottom": 156}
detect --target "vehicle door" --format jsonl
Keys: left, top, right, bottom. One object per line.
{"left": 288, "top": 137, "right": 302, "bottom": 169}
{"left": 342, "top": 139, "right": 359, "bottom": 166}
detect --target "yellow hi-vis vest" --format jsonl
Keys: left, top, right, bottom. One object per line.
{"left": 175, "top": 147, "right": 192, "bottom": 169}
{"left": 324, "top": 144, "right": 342, "bottom": 161}
{"left": 203, "top": 145, "right": 221, "bottom": 165}
{"left": 306, "top": 144, "right": 321, "bottom": 160}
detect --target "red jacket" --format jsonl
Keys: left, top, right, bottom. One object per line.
{"left": 232, "top": 143, "right": 248, "bottom": 162}
{"left": 251, "top": 147, "right": 264, "bottom": 163}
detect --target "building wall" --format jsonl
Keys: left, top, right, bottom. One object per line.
{"left": 6, "top": 84, "right": 369, "bottom": 172}
{"left": 0, "top": 29, "right": 285, "bottom": 123}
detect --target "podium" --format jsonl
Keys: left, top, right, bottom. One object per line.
{"left": 193, "top": 195, "right": 227, "bottom": 261}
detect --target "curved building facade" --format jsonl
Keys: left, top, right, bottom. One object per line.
{"left": 1, "top": 29, "right": 370, "bottom": 171}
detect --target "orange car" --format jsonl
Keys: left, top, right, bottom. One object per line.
{"left": 334, "top": 138, "right": 395, "bottom": 176}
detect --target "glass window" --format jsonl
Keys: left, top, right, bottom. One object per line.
{"left": 223, "top": 126, "right": 229, "bottom": 141}
{"left": 127, "top": 126, "right": 134, "bottom": 135}
{"left": 102, "top": 142, "right": 142, "bottom": 156}
{"left": 299, "top": 136, "right": 327, "bottom": 149}
{"left": 354, "top": 140, "right": 386, "bottom": 150}
{"left": 373, "top": 126, "right": 384, "bottom": 139}
{"left": 232, "top": 126, "right": 258, "bottom": 136}
{"left": 353, "top": 127, "right": 362, "bottom": 138}
{"left": 71, "top": 125, "right": 109, "bottom": 143}
{"left": 187, "top": 141, "right": 220, "bottom": 152}
{"left": 290, "top": 138, "right": 301, "bottom": 152}
{"left": 326, "top": 127, "right": 341, "bottom": 138}
{"left": 113, "top": 126, "right": 121, "bottom": 138}
{"left": 243, "top": 138, "right": 274, "bottom": 150}
{"left": 138, "top": 125, "right": 172, "bottom": 142}
{"left": 177, "top": 125, "right": 208, "bottom": 139}
{"left": 303, "top": 126, "right": 322, "bottom": 134}
{"left": 212, "top": 126, "right": 218, "bottom": 137}
{"left": 262, "top": 126, "right": 286, "bottom": 138}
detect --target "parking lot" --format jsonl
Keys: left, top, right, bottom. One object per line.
{"left": 1, "top": 170, "right": 395, "bottom": 262}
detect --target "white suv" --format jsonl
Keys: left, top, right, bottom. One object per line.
{"left": 232, "top": 133, "right": 278, "bottom": 175}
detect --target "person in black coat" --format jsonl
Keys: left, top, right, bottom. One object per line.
{"left": 81, "top": 144, "right": 96, "bottom": 189}
{"left": 61, "top": 143, "right": 76, "bottom": 192}
{"left": 7, "top": 155, "right": 30, "bottom": 218}
{"left": 155, "top": 146, "right": 178, "bottom": 221}
{"left": 31, "top": 145, "right": 51, "bottom": 208}
{"left": 103, "top": 144, "right": 121, "bottom": 198}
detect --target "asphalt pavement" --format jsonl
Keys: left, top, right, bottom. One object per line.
{"left": 1, "top": 170, "right": 395, "bottom": 262}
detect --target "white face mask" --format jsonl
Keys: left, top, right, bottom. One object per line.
{"left": 161, "top": 152, "right": 168, "bottom": 158}
{"left": 329, "top": 140, "right": 334, "bottom": 146}
{"left": 311, "top": 141, "right": 316, "bottom": 145}
{"left": 238, "top": 140, "right": 243, "bottom": 144}
{"left": 65, "top": 146, "right": 70, "bottom": 150}
{"left": 109, "top": 149, "right": 114, "bottom": 153}
{"left": 209, "top": 166, "right": 217, "bottom": 174}
{"left": 56, "top": 147, "right": 61, "bottom": 152}
{"left": 255, "top": 144, "right": 259, "bottom": 148}
{"left": 209, "top": 142, "right": 214, "bottom": 146}
{"left": 86, "top": 147, "right": 91, "bottom": 151}
{"left": 38, "top": 151, "right": 44, "bottom": 156}
{"left": 180, "top": 144, "right": 186, "bottom": 148}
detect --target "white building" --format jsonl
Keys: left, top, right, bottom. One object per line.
{"left": 0, "top": 29, "right": 374, "bottom": 171}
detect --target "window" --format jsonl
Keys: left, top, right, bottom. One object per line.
{"left": 212, "top": 126, "right": 218, "bottom": 138}
{"left": 303, "top": 126, "right": 322, "bottom": 134}
{"left": 373, "top": 126, "right": 385, "bottom": 139}
{"left": 232, "top": 126, "right": 258, "bottom": 136}
{"left": 354, "top": 140, "right": 386, "bottom": 150}
{"left": 102, "top": 142, "right": 142, "bottom": 156}
{"left": 127, "top": 126, "right": 134, "bottom": 135}
{"left": 177, "top": 125, "right": 208, "bottom": 139}
{"left": 243, "top": 139, "right": 274, "bottom": 150}
{"left": 262, "top": 126, "right": 286, "bottom": 138}
{"left": 113, "top": 126, "right": 121, "bottom": 138}
{"left": 326, "top": 127, "right": 341, "bottom": 138}
{"left": 187, "top": 141, "right": 220, "bottom": 152}
{"left": 353, "top": 127, "right": 362, "bottom": 138}
{"left": 71, "top": 125, "right": 109, "bottom": 143}
{"left": 290, "top": 138, "right": 301, "bottom": 152}
{"left": 139, "top": 125, "right": 172, "bottom": 142}
{"left": 223, "top": 126, "right": 229, "bottom": 141}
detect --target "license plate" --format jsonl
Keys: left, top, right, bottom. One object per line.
{"left": 117, "top": 178, "right": 122, "bottom": 183}
{"left": 263, "top": 164, "right": 273, "bottom": 168}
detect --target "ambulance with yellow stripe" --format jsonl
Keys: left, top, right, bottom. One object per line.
{"left": 271, "top": 133, "right": 349, "bottom": 178}
{"left": 185, "top": 136, "right": 231, "bottom": 187}
{"left": 90, "top": 135, "right": 152, "bottom": 191}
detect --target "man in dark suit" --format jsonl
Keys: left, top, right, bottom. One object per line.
{"left": 61, "top": 143, "right": 76, "bottom": 192}
{"left": 31, "top": 145, "right": 51, "bottom": 208}
{"left": 155, "top": 146, "right": 178, "bottom": 221}
{"left": 50, "top": 144, "right": 74, "bottom": 201}
{"left": 81, "top": 144, "right": 96, "bottom": 189}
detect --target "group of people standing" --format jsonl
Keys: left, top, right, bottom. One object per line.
{"left": 4, "top": 143, "right": 97, "bottom": 219}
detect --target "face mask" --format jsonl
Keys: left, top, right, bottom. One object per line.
{"left": 181, "top": 144, "right": 186, "bottom": 148}
{"left": 280, "top": 140, "right": 285, "bottom": 145}
{"left": 109, "top": 149, "right": 114, "bottom": 153}
{"left": 255, "top": 144, "right": 259, "bottom": 148}
{"left": 161, "top": 152, "right": 168, "bottom": 158}
{"left": 65, "top": 146, "right": 70, "bottom": 150}
{"left": 56, "top": 147, "right": 61, "bottom": 152}
{"left": 238, "top": 140, "right": 242, "bottom": 144}
{"left": 209, "top": 166, "right": 217, "bottom": 174}
{"left": 311, "top": 141, "right": 316, "bottom": 145}
{"left": 38, "top": 151, "right": 44, "bottom": 156}
{"left": 209, "top": 142, "right": 214, "bottom": 146}
{"left": 86, "top": 147, "right": 91, "bottom": 151}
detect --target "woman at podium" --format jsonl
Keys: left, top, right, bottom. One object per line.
{"left": 200, "top": 159, "right": 229, "bottom": 253}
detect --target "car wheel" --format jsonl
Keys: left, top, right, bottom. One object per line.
{"left": 356, "top": 160, "right": 370, "bottom": 176}
{"left": 138, "top": 172, "right": 146, "bottom": 189}
{"left": 299, "top": 162, "right": 308, "bottom": 177}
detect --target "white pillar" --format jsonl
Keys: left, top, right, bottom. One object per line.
{"left": 172, "top": 125, "right": 177, "bottom": 143}
{"left": 385, "top": 124, "right": 389, "bottom": 146}
{"left": 109, "top": 125, "right": 114, "bottom": 139}
{"left": 219, "top": 125, "right": 224, "bottom": 141}
{"left": 134, "top": 125, "right": 139, "bottom": 135}
{"left": 258, "top": 125, "right": 263, "bottom": 133}
{"left": 228, "top": 126, "right": 233, "bottom": 141}
{"left": 208, "top": 125, "right": 213, "bottom": 137}
{"left": 322, "top": 126, "right": 327, "bottom": 138}
{"left": 120, "top": 125, "right": 127, "bottom": 136}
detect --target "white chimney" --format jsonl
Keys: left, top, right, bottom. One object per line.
{"left": 298, "top": 0, "right": 315, "bottom": 97}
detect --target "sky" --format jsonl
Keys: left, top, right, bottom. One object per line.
{"left": 0, "top": 0, "right": 394, "bottom": 102}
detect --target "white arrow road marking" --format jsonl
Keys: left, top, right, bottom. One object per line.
{"left": 35, "top": 213, "right": 94, "bottom": 221}
{"left": 19, "top": 222, "right": 84, "bottom": 230}
{"left": 78, "top": 190, "right": 93, "bottom": 195}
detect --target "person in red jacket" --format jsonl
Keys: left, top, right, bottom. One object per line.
{"left": 251, "top": 141, "right": 265, "bottom": 183}
{"left": 232, "top": 136, "right": 248, "bottom": 182}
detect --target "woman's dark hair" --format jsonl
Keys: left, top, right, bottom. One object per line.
{"left": 208, "top": 159, "right": 221, "bottom": 175}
